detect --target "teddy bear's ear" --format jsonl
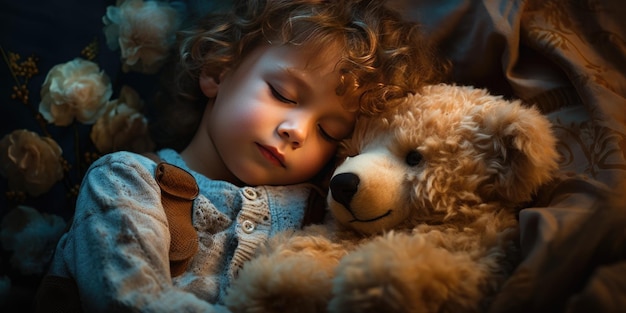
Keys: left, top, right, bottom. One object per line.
{"left": 476, "top": 102, "right": 560, "bottom": 205}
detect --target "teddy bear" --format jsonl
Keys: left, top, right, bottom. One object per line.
{"left": 223, "top": 83, "right": 560, "bottom": 313}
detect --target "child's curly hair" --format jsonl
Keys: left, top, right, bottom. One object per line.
{"left": 151, "top": 0, "right": 448, "bottom": 151}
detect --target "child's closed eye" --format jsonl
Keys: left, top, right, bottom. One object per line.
{"left": 268, "top": 83, "right": 296, "bottom": 104}
{"left": 318, "top": 124, "right": 341, "bottom": 143}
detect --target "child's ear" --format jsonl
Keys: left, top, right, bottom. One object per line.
{"left": 199, "top": 70, "right": 220, "bottom": 97}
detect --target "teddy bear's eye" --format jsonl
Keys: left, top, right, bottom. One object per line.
{"left": 405, "top": 150, "right": 423, "bottom": 166}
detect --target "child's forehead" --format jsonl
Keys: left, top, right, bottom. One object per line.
{"left": 236, "top": 43, "right": 361, "bottom": 112}
{"left": 244, "top": 43, "right": 344, "bottom": 83}
{"left": 275, "top": 42, "right": 344, "bottom": 71}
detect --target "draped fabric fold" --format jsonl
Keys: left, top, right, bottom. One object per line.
{"left": 389, "top": 0, "right": 626, "bottom": 311}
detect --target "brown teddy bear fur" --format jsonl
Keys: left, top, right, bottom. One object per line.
{"left": 224, "top": 84, "right": 560, "bottom": 313}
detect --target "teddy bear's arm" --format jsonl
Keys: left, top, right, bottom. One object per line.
{"left": 329, "top": 231, "right": 492, "bottom": 313}
{"left": 224, "top": 225, "right": 349, "bottom": 313}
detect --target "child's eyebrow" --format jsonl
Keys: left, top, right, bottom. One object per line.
{"left": 275, "top": 66, "right": 315, "bottom": 95}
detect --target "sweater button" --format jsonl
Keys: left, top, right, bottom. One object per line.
{"left": 242, "top": 220, "right": 256, "bottom": 233}
{"left": 243, "top": 188, "right": 257, "bottom": 200}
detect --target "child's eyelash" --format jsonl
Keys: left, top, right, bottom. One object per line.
{"left": 318, "top": 125, "right": 340, "bottom": 142}
{"left": 268, "top": 84, "right": 296, "bottom": 104}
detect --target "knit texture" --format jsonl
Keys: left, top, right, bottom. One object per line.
{"left": 42, "top": 149, "right": 311, "bottom": 312}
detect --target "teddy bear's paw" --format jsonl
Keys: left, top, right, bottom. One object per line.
{"left": 225, "top": 253, "right": 336, "bottom": 313}
{"left": 258, "top": 226, "right": 347, "bottom": 259}
{"left": 329, "top": 233, "right": 487, "bottom": 313}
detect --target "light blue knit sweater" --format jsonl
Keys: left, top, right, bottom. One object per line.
{"left": 47, "top": 149, "right": 311, "bottom": 312}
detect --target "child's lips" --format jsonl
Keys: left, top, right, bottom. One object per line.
{"left": 256, "top": 143, "right": 286, "bottom": 168}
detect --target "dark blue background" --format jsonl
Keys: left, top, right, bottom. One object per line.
{"left": 0, "top": 1, "right": 231, "bottom": 310}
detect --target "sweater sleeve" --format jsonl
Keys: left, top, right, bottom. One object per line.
{"left": 57, "top": 152, "right": 229, "bottom": 313}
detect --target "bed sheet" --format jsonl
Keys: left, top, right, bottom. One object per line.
{"left": 388, "top": 0, "right": 626, "bottom": 311}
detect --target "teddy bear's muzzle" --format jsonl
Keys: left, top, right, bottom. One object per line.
{"left": 330, "top": 171, "right": 394, "bottom": 225}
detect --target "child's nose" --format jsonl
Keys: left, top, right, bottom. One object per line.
{"left": 278, "top": 120, "right": 308, "bottom": 149}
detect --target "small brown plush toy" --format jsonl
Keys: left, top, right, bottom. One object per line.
{"left": 224, "top": 84, "right": 560, "bottom": 313}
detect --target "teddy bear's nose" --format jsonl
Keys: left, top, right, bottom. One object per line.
{"left": 330, "top": 173, "right": 360, "bottom": 209}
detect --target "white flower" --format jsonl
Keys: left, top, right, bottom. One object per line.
{"left": 0, "top": 130, "right": 64, "bottom": 197}
{"left": 0, "top": 206, "right": 66, "bottom": 275}
{"left": 39, "top": 58, "right": 113, "bottom": 126}
{"left": 91, "top": 85, "right": 155, "bottom": 154}
{"left": 103, "top": 0, "right": 186, "bottom": 74}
